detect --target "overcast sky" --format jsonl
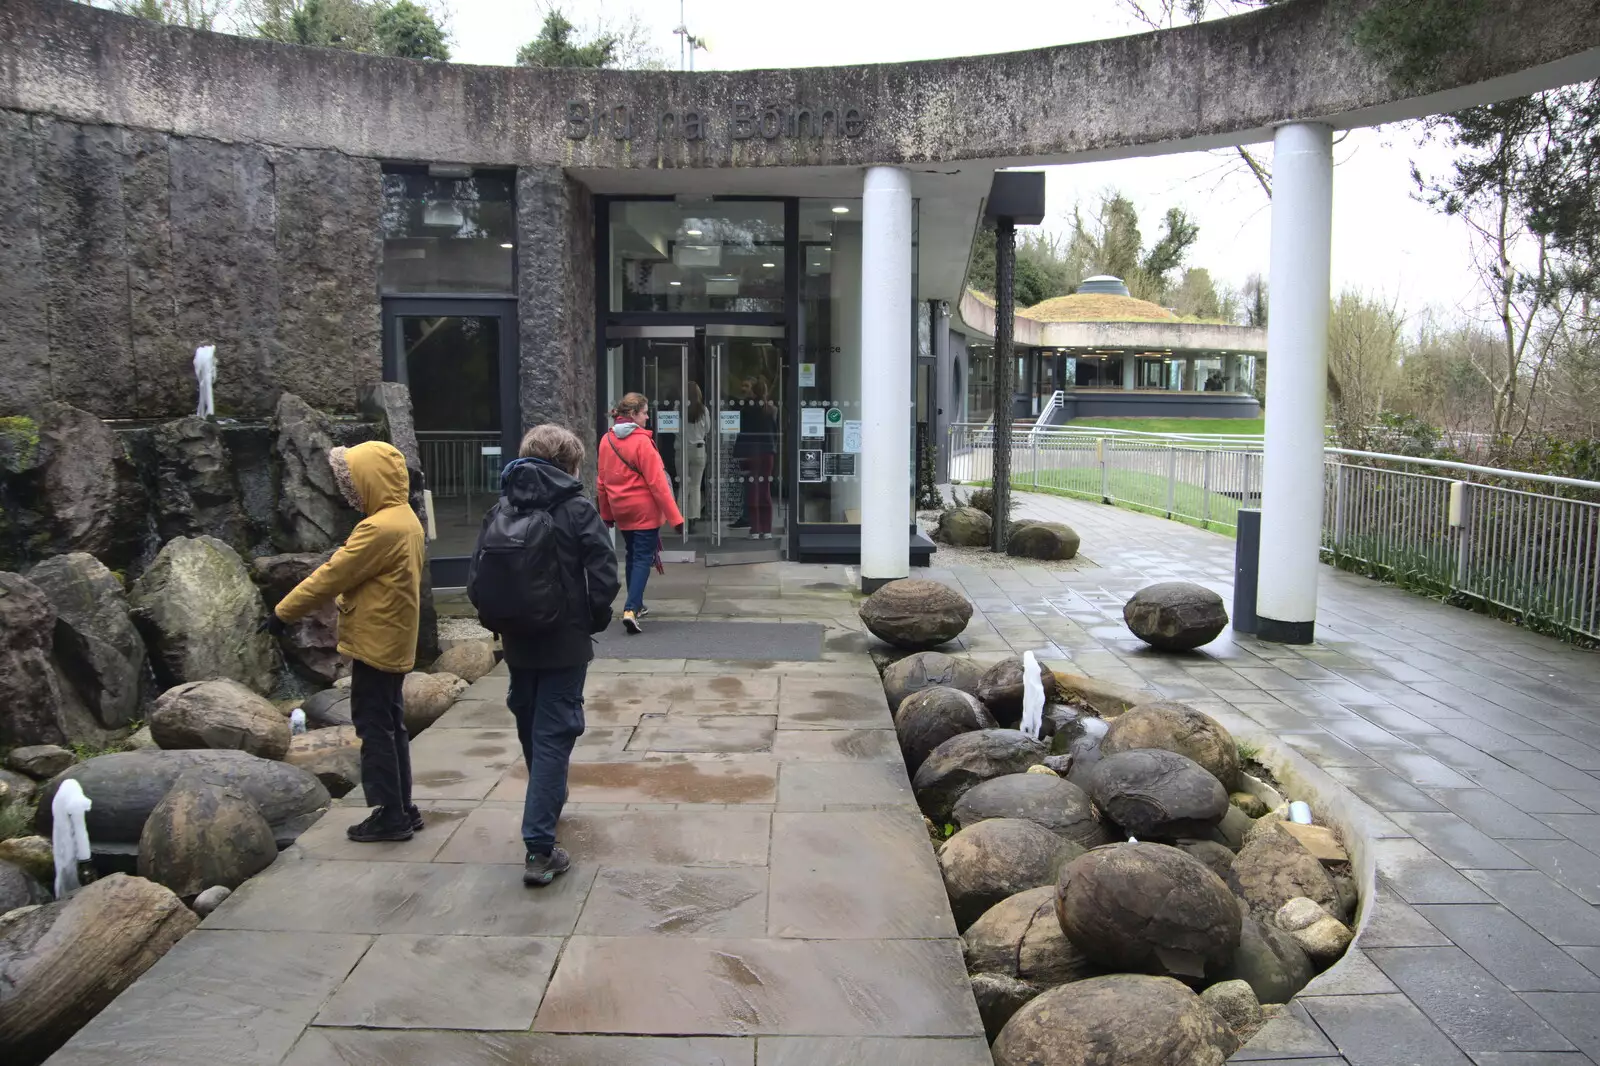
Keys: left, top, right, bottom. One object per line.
{"left": 444, "top": 0, "right": 1495, "bottom": 328}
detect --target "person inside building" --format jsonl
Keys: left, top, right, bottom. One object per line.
{"left": 683, "top": 381, "right": 712, "bottom": 531}
{"left": 268, "top": 440, "right": 425, "bottom": 844}
{"left": 597, "top": 392, "right": 684, "bottom": 633}
{"left": 736, "top": 376, "right": 780, "bottom": 539}
{"left": 479, "top": 425, "right": 619, "bottom": 886}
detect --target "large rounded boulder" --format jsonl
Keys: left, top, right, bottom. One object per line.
{"left": 1006, "top": 520, "right": 1080, "bottom": 561}
{"left": 992, "top": 974, "right": 1237, "bottom": 1066}
{"left": 0, "top": 873, "right": 198, "bottom": 1066}
{"left": 0, "top": 859, "right": 48, "bottom": 912}
{"left": 25, "top": 552, "right": 148, "bottom": 729}
{"left": 137, "top": 772, "right": 279, "bottom": 899}
{"left": 1085, "top": 748, "right": 1229, "bottom": 839}
{"left": 1101, "top": 700, "right": 1240, "bottom": 790}
{"left": 894, "top": 686, "right": 996, "bottom": 775}
{"left": 431, "top": 641, "right": 496, "bottom": 684}
{"left": 403, "top": 671, "right": 467, "bottom": 736}
{"left": 858, "top": 579, "right": 972, "bottom": 650}
{"left": 1123, "top": 581, "right": 1229, "bottom": 651}
{"left": 284, "top": 725, "right": 361, "bottom": 797}
{"left": 912, "top": 729, "right": 1048, "bottom": 824}
{"left": 964, "top": 885, "right": 1100, "bottom": 988}
{"left": 939, "top": 818, "right": 1084, "bottom": 930}
{"left": 128, "top": 535, "right": 278, "bottom": 694}
{"left": 1216, "top": 898, "right": 1316, "bottom": 1004}
{"left": 1229, "top": 821, "right": 1342, "bottom": 919}
{"left": 149, "top": 679, "right": 291, "bottom": 760}
{"left": 1056, "top": 842, "right": 1242, "bottom": 981}
{"left": 34, "top": 749, "right": 330, "bottom": 861}
{"left": 881, "top": 650, "right": 984, "bottom": 711}
{"left": 951, "top": 772, "right": 1111, "bottom": 849}
{"left": 249, "top": 551, "right": 340, "bottom": 686}
{"left": 301, "top": 687, "right": 352, "bottom": 729}
{"left": 977, "top": 656, "right": 1062, "bottom": 726}
{"left": 936, "top": 506, "right": 992, "bottom": 547}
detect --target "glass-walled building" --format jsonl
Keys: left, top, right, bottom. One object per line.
{"left": 597, "top": 197, "right": 931, "bottom": 565}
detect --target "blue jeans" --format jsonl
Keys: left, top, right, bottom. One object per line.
{"left": 620, "top": 528, "right": 656, "bottom": 613}
{"left": 507, "top": 664, "right": 588, "bottom": 855}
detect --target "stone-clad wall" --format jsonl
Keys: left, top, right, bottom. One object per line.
{"left": 518, "top": 168, "right": 597, "bottom": 486}
{"left": 0, "top": 109, "right": 381, "bottom": 421}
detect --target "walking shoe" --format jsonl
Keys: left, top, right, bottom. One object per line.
{"left": 346, "top": 808, "right": 413, "bottom": 843}
{"left": 407, "top": 804, "right": 424, "bottom": 832}
{"left": 636, "top": 605, "right": 650, "bottom": 619}
{"left": 622, "top": 610, "right": 642, "bottom": 634}
{"left": 524, "top": 846, "right": 571, "bottom": 886}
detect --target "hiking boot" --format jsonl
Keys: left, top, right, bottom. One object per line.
{"left": 407, "top": 805, "right": 424, "bottom": 832}
{"left": 346, "top": 808, "right": 413, "bottom": 843}
{"left": 622, "top": 610, "right": 642, "bottom": 634}
{"left": 524, "top": 845, "right": 571, "bottom": 887}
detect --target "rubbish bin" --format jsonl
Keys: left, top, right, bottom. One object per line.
{"left": 1233, "top": 508, "right": 1261, "bottom": 635}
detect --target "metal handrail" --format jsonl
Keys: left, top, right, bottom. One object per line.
{"left": 948, "top": 423, "right": 1600, "bottom": 639}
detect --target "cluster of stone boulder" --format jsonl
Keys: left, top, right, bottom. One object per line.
{"left": 877, "top": 644, "right": 1359, "bottom": 1061}
{"left": 932, "top": 503, "right": 1082, "bottom": 562}
{"left": 0, "top": 386, "right": 467, "bottom": 1066}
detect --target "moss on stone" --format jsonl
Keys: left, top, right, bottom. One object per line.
{"left": 0, "top": 416, "right": 41, "bottom": 474}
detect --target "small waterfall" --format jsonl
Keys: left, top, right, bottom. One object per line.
{"left": 1020, "top": 650, "right": 1045, "bottom": 740}
{"left": 52, "top": 779, "right": 93, "bottom": 899}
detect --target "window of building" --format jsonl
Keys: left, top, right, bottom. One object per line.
{"left": 609, "top": 200, "right": 785, "bottom": 312}
{"left": 381, "top": 168, "right": 516, "bottom": 295}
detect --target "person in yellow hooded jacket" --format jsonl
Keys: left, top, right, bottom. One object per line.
{"left": 271, "top": 440, "right": 426, "bottom": 843}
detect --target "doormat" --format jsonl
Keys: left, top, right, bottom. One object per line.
{"left": 594, "top": 620, "right": 823, "bottom": 661}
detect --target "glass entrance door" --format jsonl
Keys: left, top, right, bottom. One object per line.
{"left": 383, "top": 298, "right": 519, "bottom": 586}
{"left": 603, "top": 324, "right": 786, "bottom": 562}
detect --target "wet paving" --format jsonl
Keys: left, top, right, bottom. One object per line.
{"left": 46, "top": 562, "right": 989, "bottom": 1065}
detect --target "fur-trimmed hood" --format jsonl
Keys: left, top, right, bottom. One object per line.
{"left": 329, "top": 441, "right": 409, "bottom": 515}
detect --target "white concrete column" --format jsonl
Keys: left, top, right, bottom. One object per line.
{"left": 1258, "top": 122, "right": 1334, "bottom": 643}
{"left": 1122, "top": 354, "right": 1136, "bottom": 390}
{"left": 860, "top": 165, "right": 913, "bottom": 591}
{"left": 830, "top": 222, "right": 863, "bottom": 522}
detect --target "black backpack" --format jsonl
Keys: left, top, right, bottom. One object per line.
{"left": 467, "top": 499, "right": 565, "bottom": 636}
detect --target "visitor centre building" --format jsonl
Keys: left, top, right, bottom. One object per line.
{"left": 4, "top": 0, "right": 1598, "bottom": 640}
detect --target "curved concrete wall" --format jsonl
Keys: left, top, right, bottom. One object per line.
{"left": 4, "top": 0, "right": 1600, "bottom": 171}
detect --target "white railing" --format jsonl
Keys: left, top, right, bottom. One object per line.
{"left": 416, "top": 431, "right": 503, "bottom": 498}
{"left": 1031, "top": 390, "right": 1066, "bottom": 435}
{"left": 949, "top": 423, "right": 1600, "bottom": 639}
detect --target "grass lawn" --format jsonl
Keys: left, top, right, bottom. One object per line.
{"left": 964, "top": 475, "right": 1247, "bottom": 538}
{"left": 1066, "top": 416, "right": 1265, "bottom": 436}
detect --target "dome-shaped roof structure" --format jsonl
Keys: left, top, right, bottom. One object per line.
{"left": 1076, "top": 275, "right": 1132, "bottom": 297}
{"left": 1023, "top": 292, "right": 1179, "bottom": 323}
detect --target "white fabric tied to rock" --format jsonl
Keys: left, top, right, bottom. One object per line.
{"left": 52, "top": 778, "right": 93, "bottom": 899}
{"left": 289, "top": 708, "right": 307, "bottom": 736}
{"left": 1020, "top": 650, "right": 1045, "bottom": 741}
{"left": 194, "top": 344, "right": 216, "bottom": 418}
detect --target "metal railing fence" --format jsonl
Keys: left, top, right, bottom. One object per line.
{"left": 417, "top": 431, "right": 503, "bottom": 498}
{"left": 949, "top": 423, "right": 1600, "bottom": 639}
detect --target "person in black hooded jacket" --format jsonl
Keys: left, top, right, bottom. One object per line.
{"left": 496, "top": 424, "right": 619, "bottom": 886}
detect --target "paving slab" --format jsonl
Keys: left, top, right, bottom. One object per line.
{"left": 437, "top": 807, "right": 772, "bottom": 866}
{"left": 575, "top": 865, "right": 769, "bottom": 936}
{"left": 534, "top": 936, "right": 981, "bottom": 1036}
{"left": 46, "top": 930, "right": 373, "bottom": 1066}
{"left": 1368, "top": 946, "right": 1578, "bottom": 1053}
{"left": 626, "top": 714, "right": 776, "bottom": 752}
{"left": 754, "top": 1036, "right": 992, "bottom": 1065}
{"left": 1414, "top": 905, "right": 1600, "bottom": 992}
{"left": 314, "top": 934, "right": 561, "bottom": 1030}
{"left": 282, "top": 1031, "right": 756, "bottom": 1065}
{"left": 507, "top": 754, "right": 779, "bottom": 805}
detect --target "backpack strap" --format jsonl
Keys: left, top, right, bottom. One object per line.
{"left": 606, "top": 432, "right": 648, "bottom": 483}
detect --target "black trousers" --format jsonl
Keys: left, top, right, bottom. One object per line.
{"left": 349, "top": 659, "right": 411, "bottom": 815}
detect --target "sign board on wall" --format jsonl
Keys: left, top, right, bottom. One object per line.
{"left": 801, "top": 408, "right": 825, "bottom": 439}
{"left": 799, "top": 363, "right": 816, "bottom": 387}
{"left": 799, "top": 450, "right": 823, "bottom": 482}
{"left": 719, "top": 410, "right": 742, "bottom": 433}
{"left": 656, "top": 411, "right": 681, "bottom": 431}
{"left": 842, "top": 420, "right": 862, "bottom": 453}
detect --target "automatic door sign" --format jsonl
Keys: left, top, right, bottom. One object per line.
{"left": 719, "top": 410, "right": 742, "bottom": 433}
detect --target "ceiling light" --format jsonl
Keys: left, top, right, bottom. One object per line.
{"left": 824, "top": 246, "right": 832, "bottom": 252}
{"left": 686, "top": 228, "right": 703, "bottom": 236}
{"left": 499, "top": 243, "right": 514, "bottom": 249}
{"left": 762, "top": 262, "right": 775, "bottom": 268}
{"left": 831, "top": 206, "right": 849, "bottom": 214}
{"left": 669, "top": 280, "right": 682, "bottom": 286}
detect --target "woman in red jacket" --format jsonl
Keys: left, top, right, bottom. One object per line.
{"left": 597, "top": 392, "right": 685, "bottom": 634}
